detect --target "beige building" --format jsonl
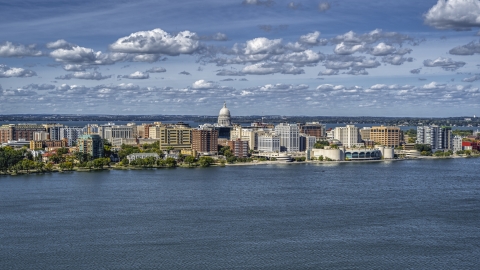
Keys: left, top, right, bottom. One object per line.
{"left": 370, "top": 126, "right": 401, "bottom": 147}
{"left": 159, "top": 124, "right": 192, "bottom": 150}
{"left": 230, "top": 126, "right": 258, "bottom": 150}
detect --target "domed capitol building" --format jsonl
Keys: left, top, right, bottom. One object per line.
{"left": 217, "top": 102, "right": 231, "bottom": 127}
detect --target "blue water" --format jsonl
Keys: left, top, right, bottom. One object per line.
{"left": 1, "top": 159, "right": 479, "bottom": 269}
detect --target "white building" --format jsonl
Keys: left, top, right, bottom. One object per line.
{"left": 258, "top": 134, "right": 280, "bottom": 152}
{"left": 274, "top": 123, "right": 299, "bottom": 152}
{"left": 333, "top": 125, "right": 361, "bottom": 148}
{"left": 99, "top": 125, "right": 134, "bottom": 143}
{"left": 218, "top": 102, "right": 231, "bottom": 127}
{"left": 59, "top": 127, "right": 84, "bottom": 146}
{"left": 417, "top": 126, "right": 452, "bottom": 150}
{"left": 453, "top": 136, "right": 463, "bottom": 153}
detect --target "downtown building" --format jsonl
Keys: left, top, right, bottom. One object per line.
{"left": 0, "top": 124, "right": 47, "bottom": 143}
{"left": 192, "top": 129, "right": 219, "bottom": 154}
{"left": 369, "top": 126, "right": 402, "bottom": 147}
{"left": 417, "top": 125, "right": 453, "bottom": 150}
{"left": 333, "top": 125, "right": 362, "bottom": 148}
{"left": 274, "top": 123, "right": 299, "bottom": 152}
{"left": 77, "top": 134, "right": 104, "bottom": 159}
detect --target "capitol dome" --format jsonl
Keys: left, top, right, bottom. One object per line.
{"left": 217, "top": 102, "right": 231, "bottom": 126}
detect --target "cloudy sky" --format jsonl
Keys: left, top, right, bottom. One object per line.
{"left": 1, "top": 0, "right": 480, "bottom": 117}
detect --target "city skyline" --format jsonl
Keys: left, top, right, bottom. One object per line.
{"left": 1, "top": 0, "right": 480, "bottom": 117}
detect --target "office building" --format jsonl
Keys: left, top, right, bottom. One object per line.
{"left": 274, "top": 123, "right": 299, "bottom": 152}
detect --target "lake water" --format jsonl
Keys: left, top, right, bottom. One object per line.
{"left": 1, "top": 159, "right": 479, "bottom": 269}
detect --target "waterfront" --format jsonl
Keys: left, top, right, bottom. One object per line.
{"left": 1, "top": 158, "right": 479, "bottom": 269}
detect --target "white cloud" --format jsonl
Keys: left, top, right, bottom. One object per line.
{"left": 0, "top": 41, "right": 42, "bottom": 57}
{"left": 56, "top": 71, "right": 111, "bottom": 80}
{"left": 370, "top": 43, "right": 396, "bottom": 56}
{"left": 423, "top": 57, "right": 466, "bottom": 71}
{"left": 146, "top": 67, "right": 167, "bottom": 73}
{"left": 334, "top": 42, "right": 365, "bottom": 55}
{"left": 424, "top": 0, "right": 480, "bottom": 30}
{"left": 244, "top": 37, "right": 283, "bottom": 55}
{"left": 318, "top": 69, "right": 339, "bottom": 76}
{"left": 0, "top": 64, "right": 36, "bottom": 78}
{"left": 462, "top": 74, "right": 480, "bottom": 82}
{"left": 242, "top": 62, "right": 304, "bottom": 75}
{"left": 63, "top": 64, "right": 89, "bottom": 71}
{"left": 298, "top": 31, "right": 320, "bottom": 45}
{"left": 382, "top": 55, "right": 413, "bottom": 65}
{"left": 423, "top": 81, "right": 446, "bottom": 89}
{"left": 192, "top": 79, "right": 218, "bottom": 89}
{"left": 271, "top": 50, "right": 325, "bottom": 65}
{"left": 46, "top": 39, "right": 74, "bottom": 49}
{"left": 449, "top": 41, "right": 480, "bottom": 55}
{"left": 242, "top": 0, "right": 274, "bottom": 6}
{"left": 122, "top": 71, "right": 150, "bottom": 79}
{"left": 109, "top": 28, "right": 200, "bottom": 55}
{"left": 21, "top": 83, "right": 55, "bottom": 91}
{"left": 50, "top": 46, "right": 113, "bottom": 65}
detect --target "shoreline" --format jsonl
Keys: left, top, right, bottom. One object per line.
{"left": 1, "top": 155, "right": 477, "bottom": 176}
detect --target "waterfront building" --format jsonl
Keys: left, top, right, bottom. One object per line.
{"left": 60, "top": 127, "right": 84, "bottom": 146}
{"left": 29, "top": 139, "right": 68, "bottom": 150}
{"left": 333, "top": 125, "right": 362, "bottom": 148}
{"left": 311, "top": 146, "right": 385, "bottom": 161}
{"left": 227, "top": 139, "right": 248, "bottom": 158}
{"left": 258, "top": 134, "right": 280, "bottom": 152}
{"left": 359, "top": 127, "right": 371, "bottom": 141}
{"left": 453, "top": 136, "right": 463, "bottom": 153}
{"left": 159, "top": 123, "right": 192, "bottom": 151}
{"left": 417, "top": 125, "right": 452, "bottom": 150}
{"left": 300, "top": 122, "right": 326, "bottom": 138}
{"left": 218, "top": 102, "right": 232, "bottom": 127}
{"left": 77, "top": 134, "right": 104, "bottom": 159}
{"left": 369, "top": 126, "right": 401, "bottom": 147}
{"left": 45, "top": 124, "right": 64, "bottom": 140}
{"left": 126, "top": 153, "right": 160, "bottom": 163}
{"left": 33, "top": 131, "right": 50, "bottom": 141}
{"left": 299, "top": 134, "right": 316, "bottom": 151}
{"left": 274, "top": 123, "right": 299, "bottom": 152}
{"left": 192, "top": 129, "right": 218, "bottom": 154}
{"left": 230, "top": 126, "right": 258, "bottom": 150}
{"left": 0, "top": 124, "right": 46, "bottom": 143}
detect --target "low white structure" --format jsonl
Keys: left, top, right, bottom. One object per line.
{"left": 126, "top": 153, "right": 159, "bottom": 163}
{"left": 311, "top": 146, "right": 386, "bottom": 161}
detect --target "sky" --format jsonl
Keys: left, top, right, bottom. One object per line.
{"left": 0, "top": 0, "right": 480, "bottom": 117}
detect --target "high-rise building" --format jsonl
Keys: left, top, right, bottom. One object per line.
{"left": 192, "top": 129, "right": 218, "bottom": 154}
{"left": 417, "top": 125, "right": 451, "bottom": 150}
{"left": 227, "top": 139, "right": 248, "bottom": 157}
{"left": 359, "top": 127, "right": 371, "bottom": 141}
{"left": 159, "top": 123, "right": 192, "bottom": 150}
{"left": 230, "top": 126, "right": 259, "bottom": 150}
{"left": 274, "top": 123, "right": 299, "bottom": 152}
{"left": 299, "top": 134, "right": 316, "bottom": 151}
{"left": 33, "top": 131, "right": 50, "bottom": 141}
{"left": 77, "top": 134, "right": 104, "bottom": 159}
{"left": 334, "top": 125, "right": 360, "bottom": 148}
{"left": 369, "top": 126, "right": 401, "bottom": 147}
{"left": 0, "top": 124, "right": 46, "bottom": 143}
{"left": 300, "top": 122, "right": 325, "bottom": 138}
{"left": 59, "top": 127, "right": 84, "bottom": 146}
{"left": 258, "top": 134, "right": 280, "bottom": 152}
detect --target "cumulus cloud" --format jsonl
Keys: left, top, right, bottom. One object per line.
{"left": 21, "top": 83, "right": 55, "bottom": 91}
{"left": 192, "top": 80, "right": 218, "bottom": 89}
{"left": 318, "top": 69, "right": 339, "bottom": 76}
{"left": 46, "top": 39, "right": 74, "bottom": 49}
{"left": 121, "top": 71, "right": 150, "bottom": 79}
{"left": 244, "top": 37, "right": 283, "bottom": 55}
{"left": 449, "top": 41, "right": 480, "bottom": 55}
{"left": 370, "top": 43, "right": 396, "bottom": 56}
{"left": 242, "top": 62, "right": 304, "bottom": 75}
{"left": 0, "top": 64, "right": 37, "bottom": 78}
{"left": 195, "top": 32, "right": 228, "bottom": 41}
{"left": 146, "top": 67, "right": 167, "bottom": 73}
{"left": 56, "top": 71, "right": 112, "bottom": 80}
{"left": 424, "top": 0, "right": 480, "bottom": 30}
{"left": 423, "top": 81, "right": 446, "bottom": 89}
{"left": 271, "top": 50, "right": 325, "bottom": 65}
{"left": 50, "top": 46, "right": 114, "bottom": 65}
{"left": 410, "top": 68, "right": 422, "bottom": 74}
{"left": 216, "top": 69, "right": 245, "bottom": 76}
{"left": 0, "top": 41, "right": 43, "bottom": 57}
{"left": 2, "top": 89, "right": 37, "bottom": 96}
{"left": 109, "top": 28, "right": 200, "bottom": 55}
{"left": 299, "top": 31, "right": 327, "bottom": 45}
{"left": 63, "top": 64, "right": 89, "bottom": 71}
{"left": 382, "top": 55, "right": 413, "bottom": 65}
{"left": 334, "top": 42, "right": 365, "bottom": 55}
{"left": 318, "top": 2, "right": 331, "bottom": 12}
{"left": 462, "top": 74, "right": 480, "bottom": 82}
{"left": 423, "top": 57, "right": 466, "bottom": 71}
{"left": 332, "top": 29, "right": 414, "bottom": 46}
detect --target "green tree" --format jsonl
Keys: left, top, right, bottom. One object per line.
{"left": 184, "top": 155, "right": 196, "bottom": 167}
{"left": 198, "top": 156, "right": 215, "bottom": 167}
{"left": 314, "top": 140, "right": 330, "bottom": 149}
{"left": 165, "top": 157, "right": 177, "bottom": 167}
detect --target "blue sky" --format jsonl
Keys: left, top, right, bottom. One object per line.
{"left": 1, "top": 0, "right": 480, "bottom": 117}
